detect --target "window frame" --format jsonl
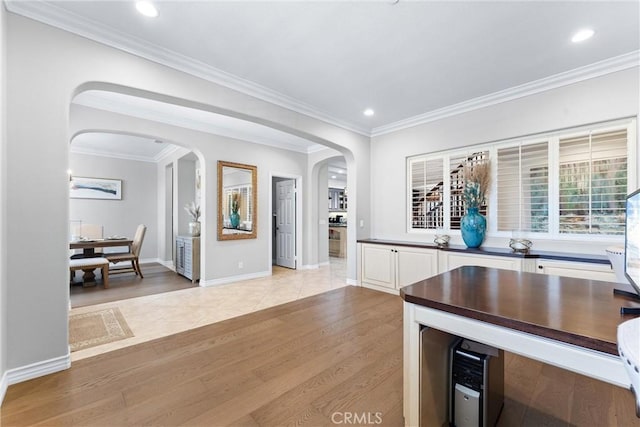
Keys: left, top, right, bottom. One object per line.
{"left": 406, "top": 118, "right": 637, "bottom": 242}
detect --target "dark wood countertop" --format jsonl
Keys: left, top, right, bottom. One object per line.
{"left": 357, "top": 238, "right": 611, "bottom": 265}
{"left": 400, "top": 266, "right": 640, "bottom": 355}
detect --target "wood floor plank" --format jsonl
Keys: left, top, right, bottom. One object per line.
{"left": 612, "top": 383, "right": 640, "bottom": 426}
{"left": 31, "top": 394, "right": 127, "bottom": 427}
{"left": 3, "top": 285, "right": 640, "bottom": 427}
{"left": 248, "top": 326, "right": 401, "bottom": 426}
{"left": 249, "top": 298, "right": 401, "bottom": 382}
{"left": 1, "top": 345, "right": 159, "bottom": 419}
{"left": 570, "top": 373, "right": 615, "bottom": 426}
{"left": 497, "top": 352, "right": 543, "bottom": 427}
{"left": 70, "top": 263, "right": 197, "bottom": 308}
{"left": 311, "top": 339, "right": 403, "bottom": 420}
{"left": 523, "top": 363, "right": 576, "bottom": 427}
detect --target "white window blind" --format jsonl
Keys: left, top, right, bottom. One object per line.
{"left": 559, "top": 129, "right": 627, "bottom": 235}
{"left": 410, "top": 158, "right": 444, "bottom": 229}
{"left": 450, "top": 151, "right": 488, "bottom": 230}
{"left": 497, "top": 142, "right": 549, "bottom": 232}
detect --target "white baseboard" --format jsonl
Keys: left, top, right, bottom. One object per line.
{"left": 157, "top": 259, "right": 175, "bottom": 271}
{"left": 346, "top": 278, "right": 359, "bottom": 286}
{"left": 5, "top": 353, "right": 70, "bottom": 388}
{"left": 299, "top": 263, "right": 320, "bottom": 270}
{"left": 200, "top": 270, "right": 271, "bottom": 287}
{"left": 139, "top": 257, "right": 163, "bottom": 265}
{"left": 0, "top": 369, "right": 8, "bottom": 406}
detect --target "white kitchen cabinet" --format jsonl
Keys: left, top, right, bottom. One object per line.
{"left": 535, "top": 259, "right": 616, "bottom": 282}
{"left": 328, "top": 188, "right": 347, "bottom": 211}
{"left": 359, "top": 239, "right": 614, "bottom": 295}
{"left": 176, "top": 236, "right": 200, "bottom": 283}
{"left": 360, "top": 243, "right": 438, "bottom": 294}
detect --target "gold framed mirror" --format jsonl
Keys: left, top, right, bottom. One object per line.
{"left": 217, "top": 161, "right": 257, "bottom": 240}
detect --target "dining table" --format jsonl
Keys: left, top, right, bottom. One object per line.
{"left": 69, "top": 238, "right": 133, "bottom": 283}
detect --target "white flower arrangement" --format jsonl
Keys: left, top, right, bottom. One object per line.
{"left": 184, "top": 201, "right": 201, "bottom": 222}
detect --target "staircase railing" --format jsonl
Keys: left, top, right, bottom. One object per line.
{"left": 413, "top": 152, "right": 487, "bottom": 229}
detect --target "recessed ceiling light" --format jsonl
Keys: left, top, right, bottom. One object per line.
{"left": 331, "top": 175, "right": 337, "bottom": 179}
{"left": 363, "top": 108, "right": 375, "bottom": 116}
{"left": 136, "top": 1, "right": 158, "bottom": 18}
{"left": 338, "top": 170, "right": 345, "bottom": 174}
{"left": 571, "top": 29, "right": 594, "bottom": 43}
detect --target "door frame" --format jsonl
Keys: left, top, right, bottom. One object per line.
{"left": 269, "top": 172, "right": 303, "bottom": 272}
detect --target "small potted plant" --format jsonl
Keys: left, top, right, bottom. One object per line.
{"left": 184, "top": 201, "right": 201, "bottom": 236}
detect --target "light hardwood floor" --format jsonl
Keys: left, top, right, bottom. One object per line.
{"left": 69, "top": 259, "right": 350, "bottom": 361}
{"left": 2, "top": 286, "right": 405, "bottom": 426}
{"left": 3, "top": 265, "right": 639, "bottom": 426}
{"left": 70, "top": 263, "right": 198, "bottom": 308}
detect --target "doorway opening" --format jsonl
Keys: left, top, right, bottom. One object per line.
{"left": 271, "top": 174, "right": 302, "bottom": 270}
{"left": 68, "top": 131, "right": 202, "bottom": 308}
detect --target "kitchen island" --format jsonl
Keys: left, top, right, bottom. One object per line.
{"left": 400, "top": 266, "right": 639, "bottom": 426}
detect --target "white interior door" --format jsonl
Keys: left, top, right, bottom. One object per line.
{"left": 276, "top": 179, "right": 296, "bottom": 269}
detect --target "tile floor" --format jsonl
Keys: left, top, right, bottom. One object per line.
{"left": 69, "top": 258, "right": 349, "bottom": 361}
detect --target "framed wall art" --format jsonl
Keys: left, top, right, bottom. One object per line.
{"left": 70, "top": 176, "right": 122, "bottom": 200}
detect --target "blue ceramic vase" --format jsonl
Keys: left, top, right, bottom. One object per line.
{"left": 230, "top": 212, "right": 240, "bottom": 228}
{"left": 461, "top": 207, "right": 486, "bottom": 248}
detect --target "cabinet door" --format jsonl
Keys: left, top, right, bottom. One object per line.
{"left": 184, "top": 239, "right": 193, "bottom": 278}
{"left": 397, "top": 247, "right": 438, "bottom": 288}
{"left": 439, "top": 252, "right": 522, "bottom": 273}
{"left": 176, "top": 238, "right": 185, "bottom": 274}
{"left": 361, "top": 244, "right": 395, "bottom": 289}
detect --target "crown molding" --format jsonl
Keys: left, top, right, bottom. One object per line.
{"left": 371, "top": 50, "right": 640, "bottom": 137}
{"left": 154, "top": 145, "right": 182, "bottom": 162}
{"left": 69, "top": 144, "right": 166, "bottom": 163}
{"left": 4, "top": 0, "right": 370, "bottom": 137}
{"left": 6, "top": 1, "right": 637, "bottom": 140}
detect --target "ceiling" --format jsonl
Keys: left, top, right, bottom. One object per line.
{"left": 6, "top": 0, "right": 640, "bottom": 158}
{"left": 71, "top": 90, "right": 326, "bottom": 160}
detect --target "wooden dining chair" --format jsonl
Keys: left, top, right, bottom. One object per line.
{"left": 106, "top": 224, "right": 147, "bottom": 278}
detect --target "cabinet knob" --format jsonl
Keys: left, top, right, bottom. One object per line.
{"left": 538, "top": 265, "right": 543, "bottom": 269}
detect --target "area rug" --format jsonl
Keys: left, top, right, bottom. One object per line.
{"left": 69, "top": 307, "right": 134, "bottom": 352}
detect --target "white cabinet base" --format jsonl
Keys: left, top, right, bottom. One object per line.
{"left": 360, "top": 243, "right": 438, "bottom": 293}
{"left": 176, "top": 236, "right": 200, "bottom": 283}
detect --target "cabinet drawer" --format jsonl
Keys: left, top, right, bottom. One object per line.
{"left": 439, "top": 252, "right": 522, "bottom": 272}
{"left": 536, "top": 260, "right": 616, "bottom": 282}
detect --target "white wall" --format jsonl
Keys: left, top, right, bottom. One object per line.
{"left": 317, "top": 164, "right": 329, "bottom": 264}
{"left": 155, "top": 145, "right": 193, "bottom": 268}
{"left": 176, "top": 156, "right": 196, "bottom": 237}
{"left": 370, "top": 68, "right": 640, "bottom": 254}
{"left": 69, "top": 152, "right": 158, "bottom": 260}
{"left": 0, "top": 0, "right": 8, "bottom": 403}
{"left": 70, "top": 105, "right": 309, "bottom": 281}
{"left": 5, "top": 13, "right": 369, "bottom": 381}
